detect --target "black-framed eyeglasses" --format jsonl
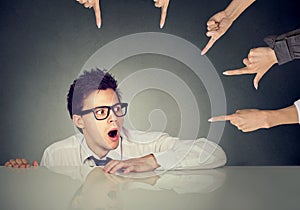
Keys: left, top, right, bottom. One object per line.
{"left": 79, "top": 103, "right": 128, "bottom": 120}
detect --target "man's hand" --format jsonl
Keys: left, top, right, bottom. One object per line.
{"left": 103, "top": 154, "right": 160, "bottom": 174}
{"left": 4, "top": 158, "right": 39, "bottom": 168}
{"left": 76, "top": 0, "right": 101, "bottom": 28}
{"left": 223, "top": 47, "right": 278, "bottom": 89}
{"left": 208, "top": 109, "right": 271, "bottom": 132}
{"left": 153, "top": 0, "right": 170, "bottom": 28}
{"left": 201, "top": 11, "right": 234, "bottom": 55}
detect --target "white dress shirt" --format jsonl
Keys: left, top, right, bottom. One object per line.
{"left": 40, "top": 128, "right": 227, "bottom": 170}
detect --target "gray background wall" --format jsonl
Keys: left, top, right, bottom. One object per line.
{"left": 0, "top": 0, "right": 299, "bottom": 165}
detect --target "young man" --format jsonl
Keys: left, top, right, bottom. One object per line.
{"left": 7, "top": 69, "right": 227, "bottom": 173}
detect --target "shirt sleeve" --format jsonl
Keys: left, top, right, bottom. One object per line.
{"left": 294, "top": 99, "right": 300, "bottom": 124}
{"left": 264, "top": 28, "right": 300, "bottom": 65}
{"left": 123, "top": 129, "right": 227, "bottom": 170}
{"left": 152, "top": 136, "right": 227, "bottom": 170}
{"left": 40, "top": 148, "right": 50, "bottom": 166}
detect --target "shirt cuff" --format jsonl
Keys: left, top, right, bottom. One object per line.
{"left": 273, "top": 39, "right": 293, "bottom": 65}
{"left": 264, "top": 35, "right": 292, "bottom": 65}
{"left": 294, "top": 99, "right": 300, "bottom": 124}
{"left": 264, "top": 30, "right": 300, "bottom": 65}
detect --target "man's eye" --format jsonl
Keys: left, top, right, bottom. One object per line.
{"left": 95, "top": 109, "right": 106, "bottom": 115}
{"left": 114, "top": 106, "right": 122, "bottom": 112}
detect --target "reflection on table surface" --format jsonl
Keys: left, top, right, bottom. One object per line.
{"left": 0, "top": 166, "right": 300, "bottom": 210}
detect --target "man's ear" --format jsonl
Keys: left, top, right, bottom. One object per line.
{"left": 73, "top": 115, "right": 85, "bottom": 129}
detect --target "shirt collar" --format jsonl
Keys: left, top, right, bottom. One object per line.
{"left": 82, "top": 138, "right": 101, "bottom": 159}
{"left": 80, "top": 135, "right": 124, "bottom": 164}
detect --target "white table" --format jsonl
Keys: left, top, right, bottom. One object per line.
{"left": 0, "top": 166, "right": 299, "bottom": 210}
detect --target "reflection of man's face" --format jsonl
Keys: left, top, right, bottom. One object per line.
{"left": 77, "top": 88, "right": 124, "bottom": 157}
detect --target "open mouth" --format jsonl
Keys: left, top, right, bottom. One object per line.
{"left": 108, "top": 129, "right": 118, "bottom": 138}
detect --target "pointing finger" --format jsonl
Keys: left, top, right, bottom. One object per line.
{"left": 93, "top": 0, "right": 101, "bottom": 28}
{"left": 223, "top": 66, "right": 253, "bottom": 76}
{"left": 160, "top": 1, "right": 169, "bottom": 28}
{"left": 201, "top": 36, "right": 217, "bottom": 55}
{"left": 208, "top": 115, "right": 234, "bottom": 122}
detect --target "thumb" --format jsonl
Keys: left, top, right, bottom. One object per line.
{"left": 253, "top": 74, "right": 262, "bottom": 90}
{"left": 93, "top": 0, "right": 101, "bottom": 28}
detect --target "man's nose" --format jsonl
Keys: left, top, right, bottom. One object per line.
{"left": 108, "top": 110, "right": 118, "bottom": 122}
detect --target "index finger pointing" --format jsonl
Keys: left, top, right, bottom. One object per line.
{"left": 208, "top": 115, "right": 233, "bottom": 122}
{"left": 201, "top": 36, "right": 217, "bottom": 55}
{"left": 93, "top": 0, "right": 101, "bottom": 28}
{"left": 223, "top": 66, "right": 253, "bottom": 76}
{"left": 160, "top": 1, "right": 169, "bottom": 28}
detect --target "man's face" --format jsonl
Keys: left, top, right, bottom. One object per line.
{"left": 75, "top": 88, "right": 124, "bottom": 157}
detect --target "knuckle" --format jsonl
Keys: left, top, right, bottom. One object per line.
{"left": 248, "top": 56, "right": 253, "bottom": 62}
{"left": 248, "top": 63, "right": 253, "bottom": 68}
{"left": 21, "top": 158, "right": 28, "bottom": 164}
{"left": 235, "top": 110, "right": 241, "bottom": 114}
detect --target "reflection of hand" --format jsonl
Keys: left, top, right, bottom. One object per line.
{"left": 76, "top": 0, "right": 101, "bottom": 28}
{"left": 71, "top": 167, "right": 160, "bottom": 209}
{"left": 201, "top": 11, "right": 233, "bottom": 55}
{"left": 4, "top": 158, "right": 38, "bottom": 168}
{"left": 209, "top": 109, "right": 271, "bottom": 132}
{"left": 103, "top": 154, "right": 160, "bottom": 174}
{"left": 153, "top": 0, "right": 170, "bottom": 28}
{"left": 223, "top": 47, "right": 278, "bottom": 89}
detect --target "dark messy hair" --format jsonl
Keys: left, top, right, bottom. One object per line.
{"left": 67, "top": 68, "right": 121, "bottom": 119}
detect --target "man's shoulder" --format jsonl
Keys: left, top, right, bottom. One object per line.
{"left": 44, "top": 135, "right": 81, "bottom": 152}
{"left": 41, "top": 135, "right": 83, "bottom": 166}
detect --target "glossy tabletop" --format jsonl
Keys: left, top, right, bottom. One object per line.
{"left": 0, "top": 166, "right": 299, "bottom": 210}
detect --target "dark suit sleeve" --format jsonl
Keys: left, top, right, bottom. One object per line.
{"left": 264, "top": 29, "right": 300, "bottom": 65}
